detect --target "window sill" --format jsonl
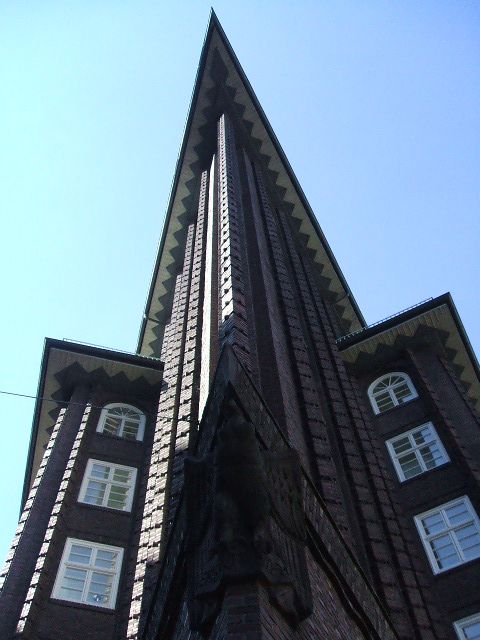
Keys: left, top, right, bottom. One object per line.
{"left": 373, "top": 396, "right": 419, "bottom": 417}
{"left": 430, "top": 555, "right": 480, "bottom": 578}
{"left": 76, "top": 502, "right": 132, "bottom": 516}
{"left": 95, "top": 431, "right": 144, "bottom": 445}
{"left": 396, "top": 461, "right": 452, "bottom": 486}
{"left": 49, "top": 597, "right": 117, "bottom": 614}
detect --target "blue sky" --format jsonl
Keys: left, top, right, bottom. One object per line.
{"left": 0, "top": 2, "right": 479, "bottom": 564}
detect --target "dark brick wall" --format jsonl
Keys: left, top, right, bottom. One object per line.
{"left": 258, "top": 553, "right": 368, "bottom": 640}
{"left": 239, "top": 152, "right": 443, "bottom": 637}
{"left": 3, "top": 382, "right": 157, "bottom": 640}
{"left": 217, "top": 114, "right": 259, "bottom": 379}
{"left": 7, "top": 91, "right": 480, "bottom": 640}
{"left": 352, "top": 344, "right": 480, "bottom": 637}
{"left": 0, "top": 385, "right": 90, "bottom": 639}
{"left": 128, "top": 221, "right": 198, "bottom": 638}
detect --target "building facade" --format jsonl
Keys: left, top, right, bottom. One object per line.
{"left": 1, "top": 13, "right": 480, "bottom": 640}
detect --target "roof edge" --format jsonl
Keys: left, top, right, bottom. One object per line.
{"left": 337, "top": 293, "right": 480, "bottom": 384}
{"left": 20, "top": 338, "right": 163, "bottom": 512}
{"left": 136, "top": 12, "right": 365, "bottom": 354}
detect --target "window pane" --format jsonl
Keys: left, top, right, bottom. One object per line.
{"left": 59, "top": 586, "right": 84, "bottom": 601}
{"left": 59, "top": 566, "right": 87, "bottom": 601}
{"left": 420, "top": 444, "right": 445, "bottom": 469}
{"left": 68, "top": 545, "right": 92, "bottom": 565}
{"left": 375, "top": 392, "right": 394, "bottom": 411}
{"left": 86, "top": 571, "right": 113, "bottom": 605}
{"left": 112, "top": 468, "right": 132, "bottom": 484}
{"left": 103, "top": 416, "right": 122, "bottom": 435}
{"left": 456, "top": 525, "right": 480, "bottom": 559}
{"left": 421, "top": 513, "right": 446, "bottom": 535}
{"left": 430, "top": 534, "right": 460, "bottom": 569}
{"left": 84, "top": 481, "right": 107, "bottom": 505}
{"left": 447, "top": 502, "right": 470, "bottom": 519}
{"left": 90, "top": 464, "right": 110, "bottom": 479}
{"left": 393, "top": 382, "right": 412, "bottom": 402}
{"left": 122, "top": 421, "right": 139, "bottom": 439}
{"left": 412, "top": 427, "right": 434, "bottom": 446}
{"left": 62, "top": 568, "right": 86, "bottom": 588}
{"left": 95, "top": 549, "right": 118, "bottom": 570}
{"left": 463, "top": 621, "right": 480, "bottom": 639}
{"left": 446, "top": 502, "right": 470, "bottom": 526}
{"left": 107, "top": 486, "right": 129, "bottom": 510}
{"left": 399, "top": 453, "right": 422, "bottom": 479}
{"left": 392, "top": 437, "right": 412, "bottom": 455}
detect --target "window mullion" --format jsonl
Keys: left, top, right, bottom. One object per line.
{"left": 449, "top": 527, "right": 466, "bottom": 562}
{"left": 389, "top": 389, "right": 397, "bottom": 407}
{"left": 100, "top": 480, "right": 109, "bottom": 507}
{"left": 415, "top": 448, "right": 426, "bottom": 472}
{"left": 105, "top": 479, "right": 114, "bottom": 506}
{"left": 83, "top": 568, "right": 94, "bottom": 604}
{"left": 412, "top": 443, "right": 427, "bottom": 472}
{"left": 83, "top": 547, "right": 98, "bottom": 603}
{"left": 438, "top": 509, "right": 461, "bottom": 566}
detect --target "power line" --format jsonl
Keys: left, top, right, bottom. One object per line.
{"left": 0, "top": 390, "right": 198, "bottom": 424}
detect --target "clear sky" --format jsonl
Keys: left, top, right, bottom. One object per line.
{"left": 0, "top": 2, "right": 479, "bottom": 565}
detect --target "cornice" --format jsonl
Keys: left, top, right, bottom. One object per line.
{"left": 21, "top": 338, "right": 163, "bottom": 509}
{"left": 337, "top": 293, "right": 480, "bottom": 411}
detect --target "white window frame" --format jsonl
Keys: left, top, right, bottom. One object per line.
{"left": 52, "top": 538, "right": 123, "bottom": 609}
{"left": 386, "top": 422, "right": 449, "bottom": 482}
{"left": 78, "top": 459, "right": 137, "bottom": 512}
{"left": 454, "top": 612, "right": 480, "bottom": 639}
{"left": 96, "top": 403, "right": 145, "bottom": 441}
{"left": 414, "top": 496, "right": 480, "bottom": 574}
{"left": 368, "top": 372, "right": 418, "bottom": 415}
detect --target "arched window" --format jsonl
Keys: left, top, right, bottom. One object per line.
{"left": 96, "top": 403, "right": 146, "bottom": 441}
{"left": 368, "top": 372, "right": 418, "bottom": 414}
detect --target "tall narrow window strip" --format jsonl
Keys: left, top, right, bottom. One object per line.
{"left": 368, "top": 372, "right": 418, "bottom": 414}
{"left": 96, "top": 403, "right": 145, "bottom": 441}
{"left": 386, "top": 422, "right": 449, "bottom": 481}
{"left": 52, "top": 539, "right": 123, "bottom": 608}
{"left": 78, "top": 459, "right": 137, "bottom": 512}
{"left": 454, "top": 613, "right": 480, "bottom": 639}
{"left": 415, "top": 497, "right": 480, "bottom": 574}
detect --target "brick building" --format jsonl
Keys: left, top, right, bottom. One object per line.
{"left": 1, "top": 12, "right": 479, "bottom": 640}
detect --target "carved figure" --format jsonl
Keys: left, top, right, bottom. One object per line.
{"left": 184, "top": 403, "right": 312, "bottom": 632}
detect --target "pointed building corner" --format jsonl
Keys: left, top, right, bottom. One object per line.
{"left": 4, "top": 12, "right": 479, "bottom": 640}
{"left": 141, "top": 338, "right": 402, "bottom": 640}
{"left": 136, "top": 12, "right": 364, "bottom": 360}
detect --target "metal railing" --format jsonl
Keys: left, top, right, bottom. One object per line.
{"left": 336, "top": 297, "right": 433, "bottom": 344}
{"left": 61, "top": 338, "right": 162, "bottom": 361}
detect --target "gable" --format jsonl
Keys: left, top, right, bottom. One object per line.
{"left": 137, "top": 13, "right": 365, "bottom": 357}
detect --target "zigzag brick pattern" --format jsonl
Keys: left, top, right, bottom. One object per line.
{"left": 127, "top": 224, "right": 197, "bottom": 639}
{"left": 17, "top": 397, "right": 92, "bottom": 638}
{"left": 217, "top": 114, "right": 258, "bottom": 379}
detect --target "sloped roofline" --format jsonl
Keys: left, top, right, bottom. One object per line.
{"left": 21, "top": 338, "right": 163, "bottom": 510}
{"left": 136, "top": 10, "right": 365, "bottom": 354}
{"left": 337, "top": 292, "right": 480, "bottom": 410}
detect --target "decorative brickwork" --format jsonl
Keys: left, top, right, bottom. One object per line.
{"left": 128, "top": 223, "right": 197, "bottom": 639}
{"left": 16, "top": 396, "right": 92, "bottom": 638}
{"left": 409, "top": 349, "right": 480, "bottom": 486}
{"left": 142, "top": 347, "right": 400, "bottom": 640}
{"left": 0, "top": 385, "right": 91, "bottom": 640}
{"left": 217, "top": 114, "right": 258, "bottom": 379}
{"left": 3, "top": 14, "right": 479, "bottom": 640}
{"left": 0, "top": 407, "right": 67, "bottom": 637}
